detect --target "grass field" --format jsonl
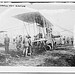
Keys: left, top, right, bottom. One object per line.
{"left": 0, "top": 45, "right": 75, "bottom": 66}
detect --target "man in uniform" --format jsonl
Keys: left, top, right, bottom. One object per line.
{"left": 23, "top": 35, "right": 29, "bottom": 57}
{"left": 63, "top": 36, "right": 66, "bottom": 45}
{"left": 71, "top": 37, "right": 73, "bottom": 45}
{"left": 28, "top": 37, "right": 32, "bottom": 56}
{"left": 4, "top": 34, "right": 10, "bottom": 54}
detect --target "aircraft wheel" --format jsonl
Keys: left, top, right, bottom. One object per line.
{"left": 45, "top": 45, "right": 51, "bottom": 51}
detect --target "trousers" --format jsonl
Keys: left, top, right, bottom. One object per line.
{"left": 5, "top": 44, "right": 9, "bottom": 54}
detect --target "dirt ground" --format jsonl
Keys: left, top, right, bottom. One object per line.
{"left": 0, "top": 45, "right": 75, "bottom": 66}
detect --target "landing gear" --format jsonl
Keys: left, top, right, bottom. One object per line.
{"left": 44, "top": 43, "right": 53, "bottom": 51}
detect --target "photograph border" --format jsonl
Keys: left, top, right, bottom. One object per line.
{"left": 0, "top": 0, "right": 75, "bottom": 74}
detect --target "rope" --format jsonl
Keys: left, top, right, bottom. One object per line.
{"left": 54, "top": 24, "right": 73, "bottom": 34}
{"left": 60, "top": 28, "right": 73, "bottom": 33}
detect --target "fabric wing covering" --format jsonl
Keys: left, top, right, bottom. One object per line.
{"left": 14, "top": 12, "right": 53, "bottom": 28}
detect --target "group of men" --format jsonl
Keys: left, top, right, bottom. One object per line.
{"left": 4, "top": 34, "right": 32, "bottom": 57}
{"left": 4, "top": 33, "right": 74, "bottom": 57}
{"left": 60, "top": 36, "right": 74, "bottom": 45}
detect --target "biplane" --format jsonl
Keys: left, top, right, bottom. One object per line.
{"left": 14, "top": 12, "right": 55, "bottom": 52}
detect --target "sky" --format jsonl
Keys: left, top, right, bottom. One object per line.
{"left": 0, "top": 3, "right": 74, "bottom": 42}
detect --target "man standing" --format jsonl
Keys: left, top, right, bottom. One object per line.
{"left": 71, "top": 37, "right": 73, "bottom": 45}
{"left": 60, "top": 37, "right": 62, "bottom": 45}
{"left": 28, "top": 37, "right": 32, "bottom": 56}
{"left": 63, "top": 36, "right": 66, "bottom": 45}
{"left": 23, "top": 36, "right": 29, "bottom": 57}
{"left": 4, "top": 34, "right": 10, "bottom": 54}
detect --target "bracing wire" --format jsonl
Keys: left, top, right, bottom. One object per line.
{"left": 60, "top": 28, "right": 73, "bottom": 33}
{"left": 23, "top": 22, "right": 28, "bottom": 35}
{"left": 54, "top": 24, "right": 73, "bottom": 34}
